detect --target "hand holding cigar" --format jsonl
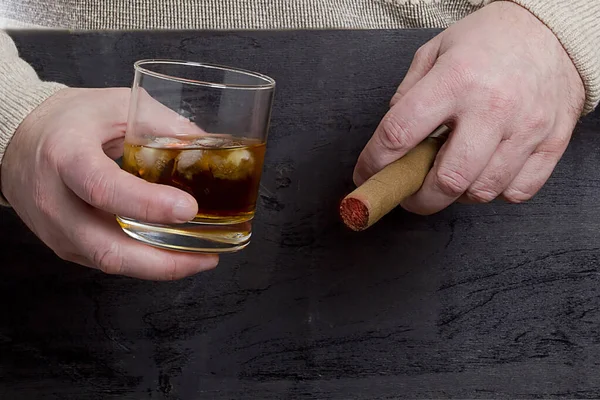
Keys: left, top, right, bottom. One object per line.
{"left": 340, "top": 126, "right": 449, "bottom": 231}
{"left": 341, "top": 2, "right": 584, "bottom": 230}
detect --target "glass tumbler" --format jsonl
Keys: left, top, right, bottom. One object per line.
{"left": 117, "top": 60, "right": 275, "bottom": 253}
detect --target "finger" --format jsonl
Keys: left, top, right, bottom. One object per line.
{"left": 59, "top": 252, "right": 94, "bottom": 269}
{"left": 461, "top": 134, "right": 541, "bottom": 203}
{"left": 97, "top": 88, "right": 206, "bottom": 143}
{"left": 390, "top": 40, "right": 440, "bottom": 108}
{"left": 59, "top": 148, "right": 198, "bottom": 223}
{"left": 501, "top": 133, "right": 570, "bottom": 203}
{"left": 456, "top": 195, "right": 478, "bottom": 204}
{"left": 131, "top": 88, "right": 207, "bottom": 140}
{"left": 401, "top": 119, "right": 502, "bottom": 215}
{"left": 353, "top": 64, "right": 456, "bottom": 186}
{"left": 103, "top": 137, "right": 125, "bottom": 159}
{"left": 70, "top": 210, "right": 219, "bottom": 280}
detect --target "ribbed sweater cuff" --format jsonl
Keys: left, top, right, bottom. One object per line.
{"left": 497, "top": 0, "right": 600, "bottom": 115}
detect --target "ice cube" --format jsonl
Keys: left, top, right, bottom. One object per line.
{"left": 152, "top": 137, "right": 180, "bottom": 147}
{"left": 227, "top": 149, "right": 252, "bottom": 165}
{"left": 123, "top": 145, "right": 138, "bottom": 173}
{"left": 210, "top": 149, "right": 254, "bottom": 180}
{"left": 194, "top": 136, "right": 231, "bottom": 149}
{"left": 174, "top": 150, "right": 205, "bottom": 181}
{"left": 135, "top": 147, "right": 175, "bottom": 183}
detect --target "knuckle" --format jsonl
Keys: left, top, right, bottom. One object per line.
{"left": 162, "top": 256, "right": 179, "bottom": 281}
{"left": 468, "top": 76, "right": 520, "bottom": 118}
{"left": 522, "top": 107, "right": 551, "bottom": 133}
{"left": 467, "top": 169, "right": 510, "bottom": 203}
{"left": 435, "top": 165, "right": 470, "bottom": 197}
{"left": 441, "top": 55, "right": 478, "bottom": 94}
{"left": 538, "top": 135, "right": 570, "bottom": 155}
{"left": 443, "top": 57, "right": 519, "bottom": 118}
{"left": 92, "top": 243, "right": 123, "bottom": 275}
{"left": 413, "top": 45, "right": 429, "bottom": 65}
{"left": 83, "top": 168, "right": 115, "bottom": 209}
{"left": 41, "top": 136, "right": 68, "bottom": 169}
{"left": 485, "top": 87, "right": 518, "bottom": 117}
{"left": 379, "top": 113, "right": 413, "bottom": 151}
{"left": 466, "top": 187, "right": 498, "bottom": 203}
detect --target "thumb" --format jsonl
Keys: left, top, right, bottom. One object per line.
{"left": 389, "top": 40, "right": 440, "bottom": 108}
{"left": 60, "top": 145, "right": 198, "bottom": 224}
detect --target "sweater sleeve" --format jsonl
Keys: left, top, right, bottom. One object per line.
{"left": 497, "top": 0, "right": 600, "bottom": 115}
{"left": 0, "top": 31, "right": 67, "bottom": 205}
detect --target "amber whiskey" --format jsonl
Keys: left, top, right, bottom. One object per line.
{"left": 122, "top": 135, "right": 266, "bottom": 223}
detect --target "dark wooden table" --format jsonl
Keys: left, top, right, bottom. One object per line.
{"left": 2, "top": 30, "right": 600, "bottom": 399}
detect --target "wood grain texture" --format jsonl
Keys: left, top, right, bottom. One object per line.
{"left": 1, "top": 30, "right": 600, "bottom": 399}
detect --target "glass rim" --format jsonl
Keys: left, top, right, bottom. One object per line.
{"left": 133, "top": 59, "right": 276, "bottom": 90}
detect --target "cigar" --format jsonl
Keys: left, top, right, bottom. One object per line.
{"left": 340, "top": 125, "right": 450, "bottom": 231}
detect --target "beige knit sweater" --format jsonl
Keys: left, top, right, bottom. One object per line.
{"left": 0, "top": 0, "right": 599, "bottom": 186}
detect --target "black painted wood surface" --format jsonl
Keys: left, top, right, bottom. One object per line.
{"left": 2, "top": 30, "right": 600, "bottom": 399}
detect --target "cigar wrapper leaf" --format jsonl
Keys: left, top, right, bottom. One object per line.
{"left": 340, "top": 127, "right": 449, "bottom": 231}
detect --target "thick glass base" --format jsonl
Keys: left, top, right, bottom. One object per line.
{"left": 116, "top": 216, "right": 252, "bottom": 253}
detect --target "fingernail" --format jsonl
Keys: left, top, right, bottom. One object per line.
{"left": 203, "top": 255, "right": 220, "bottom": 270}
{"left": 173, "top": 198, "right": 195, "bottom": 222}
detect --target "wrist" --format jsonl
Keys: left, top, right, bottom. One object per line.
{"left": 0, "top": 85, "right": 69, "bottom": 206}
{"left": 491, "top": 0, "right": 600, "bottom": 114}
